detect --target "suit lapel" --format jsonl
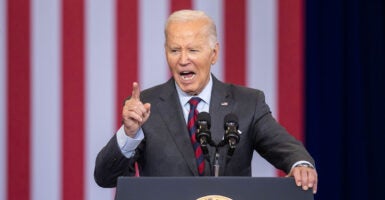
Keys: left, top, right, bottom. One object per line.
{"left": 155, "top": 80, "right": 199, "bottom": 175}
{"left": 208, "top": 77, "right": 235, "bottom": 175}
{"left": 209, "top": 77, "right": 235, "bottom": 143}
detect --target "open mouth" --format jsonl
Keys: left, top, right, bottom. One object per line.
{"left": 180, "top": 71, "right": 195, "bottom": 81}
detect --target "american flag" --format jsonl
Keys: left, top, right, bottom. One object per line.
{"left": 0, "top": 0, "right": 304, "bottom": 199}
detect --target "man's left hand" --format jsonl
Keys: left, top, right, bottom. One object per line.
{"left": 288, "top": 166, "right": 318, "bottom": 194}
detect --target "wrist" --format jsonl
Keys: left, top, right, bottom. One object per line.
{"left": 124, "top": 126, "right": 137, "bottom": 138}
{"left": 294, "top": 163, "right": 315, "bottom": 169}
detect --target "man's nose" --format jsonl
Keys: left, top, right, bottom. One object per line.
{"left": 179, "top": 51, "right": 189, "bottom": 65}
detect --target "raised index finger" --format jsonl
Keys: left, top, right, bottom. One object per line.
{"left": 131, "top": 82, "right": 141, "bottom": 100}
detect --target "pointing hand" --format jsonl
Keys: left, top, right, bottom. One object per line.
{"left": 121, "top": 82, "right": 151, "bottom": 137}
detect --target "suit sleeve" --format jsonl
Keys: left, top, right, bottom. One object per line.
{"left": 94, "top": 135, "right": 139, "bottom": 188}
{"left": 251, "top": 90, "right": 315, "bottom": 174}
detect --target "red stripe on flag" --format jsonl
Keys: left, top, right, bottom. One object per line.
{"left": 116, "top": 0, "right": 138, "bottom": 128}
{"left": 62, "top": 0, "right": 85, "bottom": 199}
{"left": 224, "top": 0, "right": 246, "bottom": 85}
{"left": 277, "top": 0, "right": 304, "bottom": 142}
{"left": 170, "top": 0, "right": 192, "bottom": 12}
{"left": 6, "top": 0, "right": 31, "bottom": 199}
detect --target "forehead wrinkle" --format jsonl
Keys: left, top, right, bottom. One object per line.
{"left": 167, "top": 30, "right": 209, "bottom": 50}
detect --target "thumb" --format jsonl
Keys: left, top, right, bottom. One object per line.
{"left": 144, "top": 103, "right": 151, "bottom": 112}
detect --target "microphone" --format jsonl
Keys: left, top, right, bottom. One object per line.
{"left": 195, "top": 112, "right": 212, "bottom": 155}
{"left": 224, "top": 113, "right": 240, "bottom": 153}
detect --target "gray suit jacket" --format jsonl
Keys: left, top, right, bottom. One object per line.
{"left": 94, "top": 76, "right": 314, "bottom": 188}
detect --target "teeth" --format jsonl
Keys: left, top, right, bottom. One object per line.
{"left": 181, "top": 74, "right": 195, "bottom": 80}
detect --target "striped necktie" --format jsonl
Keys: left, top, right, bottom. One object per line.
{"left": 187, "top": 97, "right": 205, "bottom": 176}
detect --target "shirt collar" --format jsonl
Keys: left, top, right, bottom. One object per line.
{"left": 175, "top": 75, "right": 213, "bottom": 106}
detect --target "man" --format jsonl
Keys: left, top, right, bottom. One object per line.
{"left": 94, "top": 9, "right": 318, "bottom": 194}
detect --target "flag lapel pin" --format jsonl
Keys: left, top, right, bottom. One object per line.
{"left": 221, "top": 102, "right": 228, "bottom": 106}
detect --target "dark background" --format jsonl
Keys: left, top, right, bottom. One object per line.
{"left": 305, "top": 0, "right": 385, "bottom": 199}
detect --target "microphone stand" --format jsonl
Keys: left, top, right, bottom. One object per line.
{"left": 214, "top": 147, "right": 220, "bottom": 177}
{"left": 211, "top": 140, "right": 228, "bottom": 177}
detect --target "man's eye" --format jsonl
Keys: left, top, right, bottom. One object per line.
{"left": 190, "top": 49, "right": 198, "bottom": 52}
{"left": 170, "top": 49, "right": 179, "bottom": 53}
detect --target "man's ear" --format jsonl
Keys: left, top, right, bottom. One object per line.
{"left": 211, "top": 43, "right": 219, "bottom": 65}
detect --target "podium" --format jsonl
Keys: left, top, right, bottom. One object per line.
{"left": 115, "top": 177, "right": 314, "bottom": 200}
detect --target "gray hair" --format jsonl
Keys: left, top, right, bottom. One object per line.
{"left": 165, "top": 10, "right": 218, "bottom": 48}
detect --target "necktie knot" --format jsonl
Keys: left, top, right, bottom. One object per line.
{"left": 188, "top": 97, "right": 202, "bottom": 108}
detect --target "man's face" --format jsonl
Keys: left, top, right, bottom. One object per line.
{"left": 165, "top": 19, "right": 219, "bottom": 95}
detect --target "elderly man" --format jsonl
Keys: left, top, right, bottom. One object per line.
{"left": 94, "top": 9, "right": 318, "bottom": 194}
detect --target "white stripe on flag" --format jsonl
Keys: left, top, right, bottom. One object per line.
{"left": 139, "top": 0, "right": 170, "bottom": 90}
{"left": 0, "top": 0, "right": 7, "bottom": 199}
{"left": 193, "top": 0, "right": 224, "bottom": 81}
{"left": 247, "top": 0, "right": 278, "bottom": 114}
{"left": 31, "top": 0, "right": 61, "bottom": 199}
{"left": 85, "top": 0, "right": 116, "bottom": 199}
{"left": 247, "top": 0, "right": 278, "bottom": 177}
